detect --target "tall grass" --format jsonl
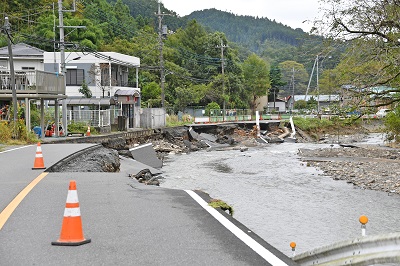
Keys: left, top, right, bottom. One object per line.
{"left": 0, "top": 120, "right": 38, "bottom": 144}
{"left": 293, "top": 116, "right": 360, "bottom": 131}
{"left": 166, "top": 114, "right": 193, "bottom": 127}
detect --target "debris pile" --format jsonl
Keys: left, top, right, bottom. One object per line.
{"left": 129, "top": 169, "right": 163, "bottom": 186}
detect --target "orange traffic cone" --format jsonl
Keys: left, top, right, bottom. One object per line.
{"left": 52, "top": 180, "right": 91, "bottom": 246}
{"left": 32, "top": 142, "right": 46, "bottom": 170}
{"left": 86, "top": 126, "right": 91, "bottom": 137}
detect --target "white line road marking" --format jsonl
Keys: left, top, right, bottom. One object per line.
{"left": 0, "top": 145, "right": 34, "bottom": 154}
{"left": 185, "top": 190, "right": 288, "bottom": 266}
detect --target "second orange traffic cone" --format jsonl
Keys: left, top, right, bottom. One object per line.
{"left": 52, "top": 180, "right": 91, "bottom": 246}
{"left": 32, "top": 142, "right": 45, "bottom": 170}
{"left": 86, "top": 126, "right": 91, "bottom": 136}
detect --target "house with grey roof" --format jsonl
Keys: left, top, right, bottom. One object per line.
{"left": 0, "top": 43, "right": 152, "bottom": 135}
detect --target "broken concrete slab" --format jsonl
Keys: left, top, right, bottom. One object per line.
{"left": 129, "top": 143, "right": 163, "bottom": 169}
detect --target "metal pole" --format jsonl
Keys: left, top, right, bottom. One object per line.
{"left": 136, "top": 67, "right": 139, "bottom": 88}
{"left": 221, "top": 39, "right": 226, "bottom": 122}
{"left": 25, "top": 98, "right": 29, "bottom": 130}
{"left": 4, "top": 16, "right": 17, "bottom": 124}
{"left": 40, "top": 98, "right": 44, "bottom": 139}
{"left": 158, "top": 2, "right": 165, "bottom": 108}
{"left": 109, "top": 57, "right": 112, "bottom": 96}
{"left": 59, "top": 0, "right": 68, "bottom": 136}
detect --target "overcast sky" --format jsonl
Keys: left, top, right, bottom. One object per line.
{"left": 161, "top": 0, "right": 322, "bottom": 32}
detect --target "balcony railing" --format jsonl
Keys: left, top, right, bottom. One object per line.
{"left": 0, "top": 70, "right": 65, "bottom": 95}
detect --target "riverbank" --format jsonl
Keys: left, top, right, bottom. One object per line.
{"left": 299, "top": 143, "right": 400, "bottom": 195}
{"left": 295, "top": 121, "right": 400, "bottom": 195}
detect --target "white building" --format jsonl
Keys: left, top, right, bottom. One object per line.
{"left": 43, "top": 51, "right": 140, "bottom": 98}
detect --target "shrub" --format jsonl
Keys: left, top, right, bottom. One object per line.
{"left": 205, "top": 102, "right": 220, "bottom": 116}
{"left": 0, "top": 120, "right": 38, "bottom": 144}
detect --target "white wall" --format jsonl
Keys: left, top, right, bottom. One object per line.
{"left": 8, "top": 59, "right": 44, "bottom": 71}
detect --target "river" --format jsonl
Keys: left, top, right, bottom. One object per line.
{"left": 160, "top": 134, "right": 400, "bottom": 256}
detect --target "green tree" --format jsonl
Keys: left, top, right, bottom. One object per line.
{"left": 141, "top": 81, "right": 161, "bottom": 107}
{"left": 384, "top": 106, "right": 400, "bottom": 142}
{"left": 294, "top": 99, "right": 307, "bottom": 110}
{"left": 315, "top": 0, "right": 400, "bottom": 105}
{"left": 205, "top": 102, "right": 220, "bottom": 116}
{"left": 243, "top": 54, "right": 270, "bottom": 110}
{"left": 174, "top": 84, "right": 207, "bottom": 112}
{"left": 278, "top": 61, "right": 309, "bottom": 96}
{"left": 269, "top": 63, "right": 286, "bottom": 101}
{"left": 79, "top": 81, "right": 92, "bottom": 98}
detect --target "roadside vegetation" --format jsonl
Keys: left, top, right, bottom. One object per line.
{"left": 293, "top": 116, "right": 364, "bottom": 141}
{"left": 209, "top": 199, "right": 234, "bottom": 216}
{"left": 166, "top": 114, "right": 194, "bottom": 127}
{"left": 0, "top": 120, "right": 38, "bottom": 145}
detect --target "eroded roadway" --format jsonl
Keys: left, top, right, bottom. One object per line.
{"left": 0, "top": 143, "right": 297, "bottom": 266}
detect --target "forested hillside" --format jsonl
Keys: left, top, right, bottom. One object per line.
{"left": 0, "top": 0, "right": 341, "bottom": 113}
{"left": 187, "top": 9, "right": 307, "bottom": 51}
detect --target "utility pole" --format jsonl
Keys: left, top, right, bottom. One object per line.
{"left": 4, "top": 16, "right": 17, "bottom": 125}
{"left": 58, "top": 0, "right": 83, "bottom": 136}
{"left": 291, "top": 67, "right": 295, "bottom": 114}
{"left": 156, "top": 1, "right": 171, "bottom": 108}
{"left": 217, "top": 39, "right": 228, "bottom": 121}
{"left": 58, "top": 0, "right": 65, "bottom": 137}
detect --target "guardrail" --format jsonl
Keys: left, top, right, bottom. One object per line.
{"left": 293, "top": 232, "right": 400, "bottom": 265}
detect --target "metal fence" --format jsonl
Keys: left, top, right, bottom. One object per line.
{"left": 67, "top": 109, "right": 110, "bottom": 127}
{"left": 209, "top": 109, "right": 253, "bottom": 122}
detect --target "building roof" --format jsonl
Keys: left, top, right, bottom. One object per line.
{"left": 47, "top": 98, "right": 111, "bottom": 106}
{"left": 114, "top": 88, "right": 140, "bottom": 97}
{"left": 44, "top": 51, "right": 140, "bottom": 68}
{"left": 0, "top": 43, "right": 45, "bottom": 57}
{"left": 66, "top": 98, "right": 111, "bottom": 106}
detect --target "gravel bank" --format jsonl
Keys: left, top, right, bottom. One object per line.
{"left": 299, "top": 142, "right": 400, "bottom": 195}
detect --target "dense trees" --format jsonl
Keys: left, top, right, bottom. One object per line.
{"left": 315, "top": 0, "right": 400, "bottom": 104}
{"left": 243, "top": 54, "right": 270, "bottom": 110}
{"left": 1, "top": 0, "right": 323, "bottom": 113}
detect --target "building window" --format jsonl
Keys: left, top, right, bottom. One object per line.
{"left": 66, "top": 69, "right": 84, "bottom": 85}
{"left": 21, "top": 67, "right": 35, "bottom": 70}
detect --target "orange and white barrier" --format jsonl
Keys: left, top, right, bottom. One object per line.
{"left": 32, "top": 142, "right": 45, "bottom": 170}
{"left": 52, "top": 180, "right": 91, "bottom": 246}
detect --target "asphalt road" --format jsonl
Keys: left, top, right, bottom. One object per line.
{"left": 0, "top": 143, "right": 297, "bottom": 266}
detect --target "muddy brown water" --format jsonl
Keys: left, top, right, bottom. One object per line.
{"left": 160, "top": 134, "right": 400, "bottom": 256}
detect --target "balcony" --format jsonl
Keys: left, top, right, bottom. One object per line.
{"left": 0, "top": 70, "right": 65, "bottom": 98}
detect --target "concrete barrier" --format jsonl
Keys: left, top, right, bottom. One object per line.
{"left": 194, "top": 116, "right": 210, "bottom": 124}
